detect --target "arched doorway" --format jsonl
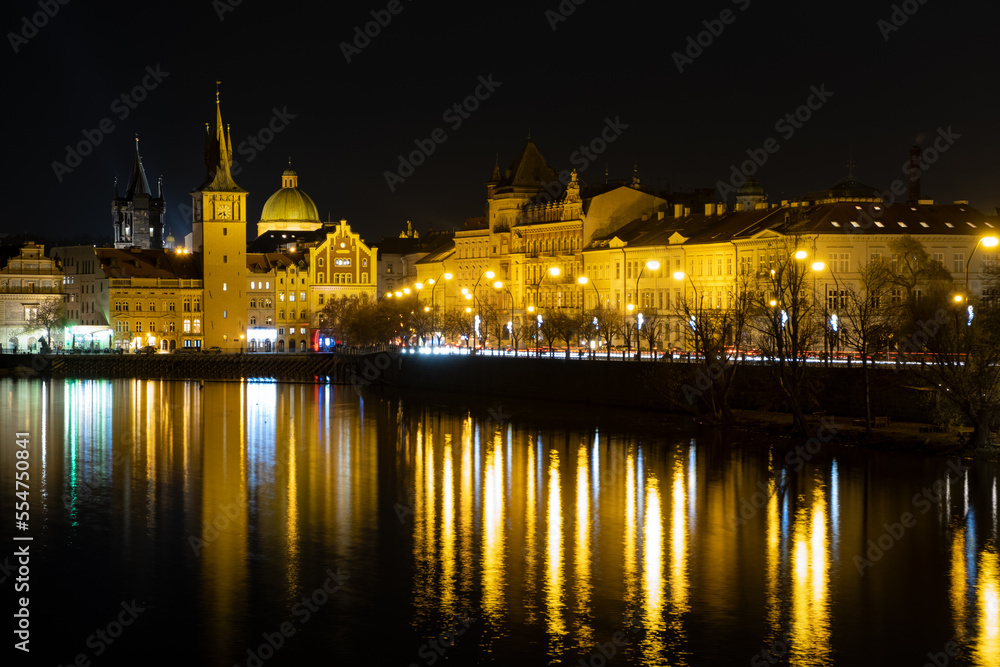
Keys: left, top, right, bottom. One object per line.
{"left": 277, "top": 340, "right": 285, "bottom": 353}
{"left": 169, "top": 339, "right": 176, "bottom": 351}
{"left": 288, "top": 339, "right": 295, "bottom": 352}
{"left": 300, "top": 340, "right": 307, "bottom": 352}
{"left": 264, "top": 340, "right": 272, "bottom": 353}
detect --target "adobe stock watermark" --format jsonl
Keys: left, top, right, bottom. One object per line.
{"left": 213, "top": 0, "right": 243, "bottom": 21}
{"left": 544, "top": 0, "right": 586, "bottom": 31}
{"left": 384, "top": 74, "right": 502, "bottom": 192}
{"left": 7, "top": 0, "right": 71, "bottom": 54}
{"left": 751, "top": 630, "right": 793, "bottom": 667}
{"left": 231, "top": 106, "right": 297, "bottom": 176}
{"left": 54, "top": 599, "right": 145, "bottom": 665}
{"left": 877, "top": 0, "right": 929, "bottom": 42}
{"left": 534, "top": 116, "right": 630, "bottom": 205}
{"left": 187, "top": 501, "right": 243, "bottom": 556}
{"left": 406, "top": 609, "right": 477, "bottom": 667}
{"left": 716, "top": 83, "right": 834, "bottom": 202}
{"left": 235, "top": 567, "right": 349, "bottom": 667}
{"left": 921, "top": 638, "right": 962, "bottom": 667}
{"left": 672, "top": 0, "right": 752, "bottom": 73}
{"left": 340, "top": 0, "right": 412, "bottom": 63}
{"left": 573, "top": 612, "right": 645, "bottom": 667}
{"left": 844, "top": 126, "right": 960, "bottom": 237}
{"left": 853, "top": 458, "right": 967, "bottom": 576}
{"left": 51, "top": 64, "right": 171, "bottom": 183}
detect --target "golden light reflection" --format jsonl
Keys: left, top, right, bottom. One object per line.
{"left": 545, "top": 449, "right": 566, "bottom": 654}
{"left": 623, "top": 450, "right": 638, "bottom": 615}
{"left": 670, "top": 456, "right": 689, "bottom": 616}
{"left": 460, "top": 418, "right": 474, "bottom": 600}
{"left": 481, "top": 435, "right": 506, "bottom": 622}
{"left": 789, "top": 480, "right": 830, "bottom": 667}
{"left": 574, "top": 443, "right": 593, "bottom": 646}
{"left": 765, "top": 455, "right": 782, "bottom": 640}
{"left": 441, "top": 436, "right": 456, "bottom": 612}
{"left": 523, "top": 441, "right": 538, "bottom": 624}
{"left": 951, "top": 524, "right": 969, "bottom": 645}
{"left": 641, "top": 471, "right": 666, "bottom": 663}
{"left": 977, "top": 547, "right": 1000, "bottom": 666}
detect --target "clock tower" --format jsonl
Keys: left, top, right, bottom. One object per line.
{"left": 191, "top": 83, "right": 248, "bottom": 351}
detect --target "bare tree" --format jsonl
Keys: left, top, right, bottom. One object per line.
{"left": 20, "top": 299, "right": 68, "bottom": 351}
{"left": 593, "top": 305, "right": 623, "bottom": 360}
{"left": 747, "top": 242, "right": 822, "bottom": 435}
{"left": 837, "top": 258, "right": 896, "bottom": 435}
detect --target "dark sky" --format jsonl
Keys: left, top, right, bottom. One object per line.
{"left": 4, "top": 0, "right": 999, "bottom": 246}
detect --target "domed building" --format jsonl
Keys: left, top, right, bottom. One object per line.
{"left": 735, "top": 176, "right": 766, "bottom": 210}
{"left": 256, "top": 165, "right": 322, "bottom": 237}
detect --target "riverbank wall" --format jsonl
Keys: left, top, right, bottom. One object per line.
{"left": 1, "top": 351, "right": 942, "bottom": 425}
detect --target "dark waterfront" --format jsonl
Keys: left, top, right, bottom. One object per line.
{"left": 2, "top": 379, "right": 998, "bottom": 666}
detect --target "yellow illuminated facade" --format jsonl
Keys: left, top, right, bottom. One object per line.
{"left": 191, "top": 88, "right": 248, "bottom": 351}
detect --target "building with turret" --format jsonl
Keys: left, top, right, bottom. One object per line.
{"left": 112, "top": 137, "right": 164, "bottom": 249}
{"left": 191, "top": 86, "right": 249, "bottom": 351}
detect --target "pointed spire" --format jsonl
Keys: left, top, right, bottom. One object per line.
{"left": 489, "top": 152, "right": 501, "bottom": 183}
{"left": 199, "top": 82, "right": 244, "bottom": 192}
{"left": 126, "top": 134, "right": 151, "bottom": 198}
{"left": 158, "top": 175, "right": 163, "bottom": 198}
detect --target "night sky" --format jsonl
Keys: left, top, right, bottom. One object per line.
{"left": 4, "top": 0, "right": 999, "bottom": 246}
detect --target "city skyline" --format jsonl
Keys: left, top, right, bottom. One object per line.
{"left": 5, "top": 0, "right": 1000, "bottom": 245}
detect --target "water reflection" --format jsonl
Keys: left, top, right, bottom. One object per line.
{"left": 7, "top": 379, "right": 1000, "bottom": 666}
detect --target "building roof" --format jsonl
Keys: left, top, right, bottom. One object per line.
{"left": 495, "top": 137, "right": 558, "bottom": 190}
{"left": 125, "top": 137, "right": 152, "bottom": 199}
{"left": 95, "top": 248, "right": 202, "bottom": 279}
{"left": 247, "top": 229, "right": 326, "bottom": 253}
{"left": 261, "top": 187, "right": 320, "bottom": 224}
{"left": 246, "top": 252, "right": 307, "bottom": 273}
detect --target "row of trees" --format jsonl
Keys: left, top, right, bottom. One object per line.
{"left": 674, "top": 235, "right": 1000, "bottom": 452}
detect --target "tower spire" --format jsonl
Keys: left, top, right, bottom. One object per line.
{"left": 199, "top": 81, "right": 243, "bottom": 191}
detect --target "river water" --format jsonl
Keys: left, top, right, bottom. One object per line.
{"left": 1, "top": 378, "right": 997, "bottom": 666}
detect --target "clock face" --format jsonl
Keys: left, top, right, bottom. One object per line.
{"left": 217, "top": 203, "right": 232, "bottom": 220}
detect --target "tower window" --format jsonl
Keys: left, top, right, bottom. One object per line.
{"left": 223, "top": 283, "right": 228, "bottom": 291}
{"left": 223, "top": 228, "right": 228, "bottom": 236}
{"left": 223, "top": 255, "right": 228, "bottom": 264}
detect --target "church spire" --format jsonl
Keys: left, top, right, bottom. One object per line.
{"left": 199, "top": 81, "right": 244, "bottom": 192}
{"left": 126, "top": 134, "right": 151, "bottom": 198}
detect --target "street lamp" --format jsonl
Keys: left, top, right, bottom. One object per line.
{"left": 470, "top": 270, "right": 496, "bottom": 353}
{"left": 673, "top": 270, "right": 700, "bottom": 354}
{"left": 429, "top": 272, "right": 453, "bottom": 346}
{"left": 965, "top": 235, "right": 998, "bottom": 293}
{"left": 493, "top": 280, "right": 515, "bottom": 353}
{"left": 633, "top": 260, "right": 660, "bottom": 360}
{"left": 531, "top": 266, "right": 560, "bottom": 310}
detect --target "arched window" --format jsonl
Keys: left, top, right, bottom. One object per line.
{"left": 318, "top": 294, "right": 324, "bottom": 305}
{"left": 300, "top": 310, "right": 306, "bottom": 319}
{"left": 250, "top": 298, "right": 257, "bottom": 308}
{"left": 277, "top": 340, "right": 285, "bottom": 352}
{"left": 193, "top": 319, "right": 201, "bottom": 333}
{"left": 318, "top": 272, "right": 324, "bottom": 283}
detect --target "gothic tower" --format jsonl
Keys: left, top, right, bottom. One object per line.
{"left": 112, "top": 136, "right": 164, "bottom": 249}
{"left": 190, "top": 84, "right": 248, "bottom": 350}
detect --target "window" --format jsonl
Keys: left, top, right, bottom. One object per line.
{"left": 891, "top": 288, "right": 902, "bottom": 305}
{"left": 169, "top": 322, "right": 175, "bottom": 333}
{"left": 954, "top": 253, "right": 965, "bottom": 273}
{"left": 223, "top": 310, "right": 227, "bottom": 319}
{"left": 193, "top": 319, "right": 201, "bottom": 333}
{"left": 223, "top": 255, "right": 228, "bottom": 264}
{"left": 318, "top": 273, "right": 324, "bottom": 283}
{"left": 184, "top": 319, "right": 191, "bottom": 333}
{"left": 363, "top": 259, "right": 367, "bottom": 267}
{"left": 223, "top": 282, "right": 227, "bottom": 292}
{"left": 251, "top": 281, "right": 256, "bottom": 289}
{"left": 615, "top": 262, "right": 620, "bottom": 279}
{"left": 168, "top": 302, "right": 175, "bottom": 312}
{"left": 300, "top": 311, "right": 306, "bottom": 319}
{"left": 933, "top": 253, "right": 944, "bottom": 264}
{"left": 279, "top": 310, "right": 285, "bottom": 319}
{"left": 194, "top": 300, "right": 200, "bottom": 312}
{"left": 183, "top": 299, "right": 191, "bottom": 312}
{"left": 223, "top": 227, "right": 228, "bottom": 236}
{"left": 149, "top": 301, "right": 155, "bottom": 312}
{"left": 264, "top": 298, "right": 272, "bottom": 308}
{"left": 279, "top": 327, "right": 285, "bottom": 335}
{"left": 136, "top": 321, "right": 142, "bottom": 333}
{"left": 387, "top": 263, "right": 393, "bottom": 274}
{"left": 266, "top": 281, "right": 270, "bottom": 289}
{"left": 318, "top": 294, "right": 324, "bottom": 305}
{"left": 289, "top": 293, "right": 295, "bottom": 302}
{"left": 300, "top": 292, "right": 305, "bottom": 301}
{"left": 135, "top": 301, "right": 142, "bottom": 311}
{"left": 318, "top": 257, "right": 324, "bottom": 267}
{"left": 250, "top": 316, "right": 257, "bottom": 325}
{"left": 250, "top": 298, "right": 257, "bottom": 308}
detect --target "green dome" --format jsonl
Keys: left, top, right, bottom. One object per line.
{"left": 261, "top": 183, "right": 319, "bottom": 223}
{"left": 737, "top": 176, "right": 764, "bottom": 197}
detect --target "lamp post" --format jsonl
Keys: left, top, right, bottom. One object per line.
{"left": 672, "top": 270, "right": 700, "bottom": 355}
{"left": 470, "top": 270, "right": 496, "bottom": 354}
{"left": 578, "top": 275, "right": 598, "bottom": 358}
{"left": 530, "top": 266, "right": 561, "bottom": 310}
{"left": 633, "top": 260, "right": 660, "bottom": 360}
{"left": 494, "top": 281, "right": 515, "bottom": 354}
{"left": 965, "top": 235, "right": 998, "bottom": 294}
{"left": 429, "top": 272, "right": 453, "bottom": 346}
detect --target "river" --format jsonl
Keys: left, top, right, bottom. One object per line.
{"left": 1, "top": 378, "right": 997, "bottom": 666}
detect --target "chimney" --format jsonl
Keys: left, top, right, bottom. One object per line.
{"left": 674, "top": 204, "right": 684, "bottom": 218}
{"left": 657, "top": 211, "right": 665, "bottom": 220}
{"left": 684, "top": 207, "right": 691, "bottom": 217}
{"left": 908, "top": 145, "right": 921, "bottom": 204}
{"left": 705, "top": 203, "right": 715, "bottom": 216}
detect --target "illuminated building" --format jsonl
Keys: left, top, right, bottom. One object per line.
{"left": 0, "top": 242, "right": 65, "bottom": 350}
{"left": 112, "top": 136, "right": 164, "bottom": 249}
